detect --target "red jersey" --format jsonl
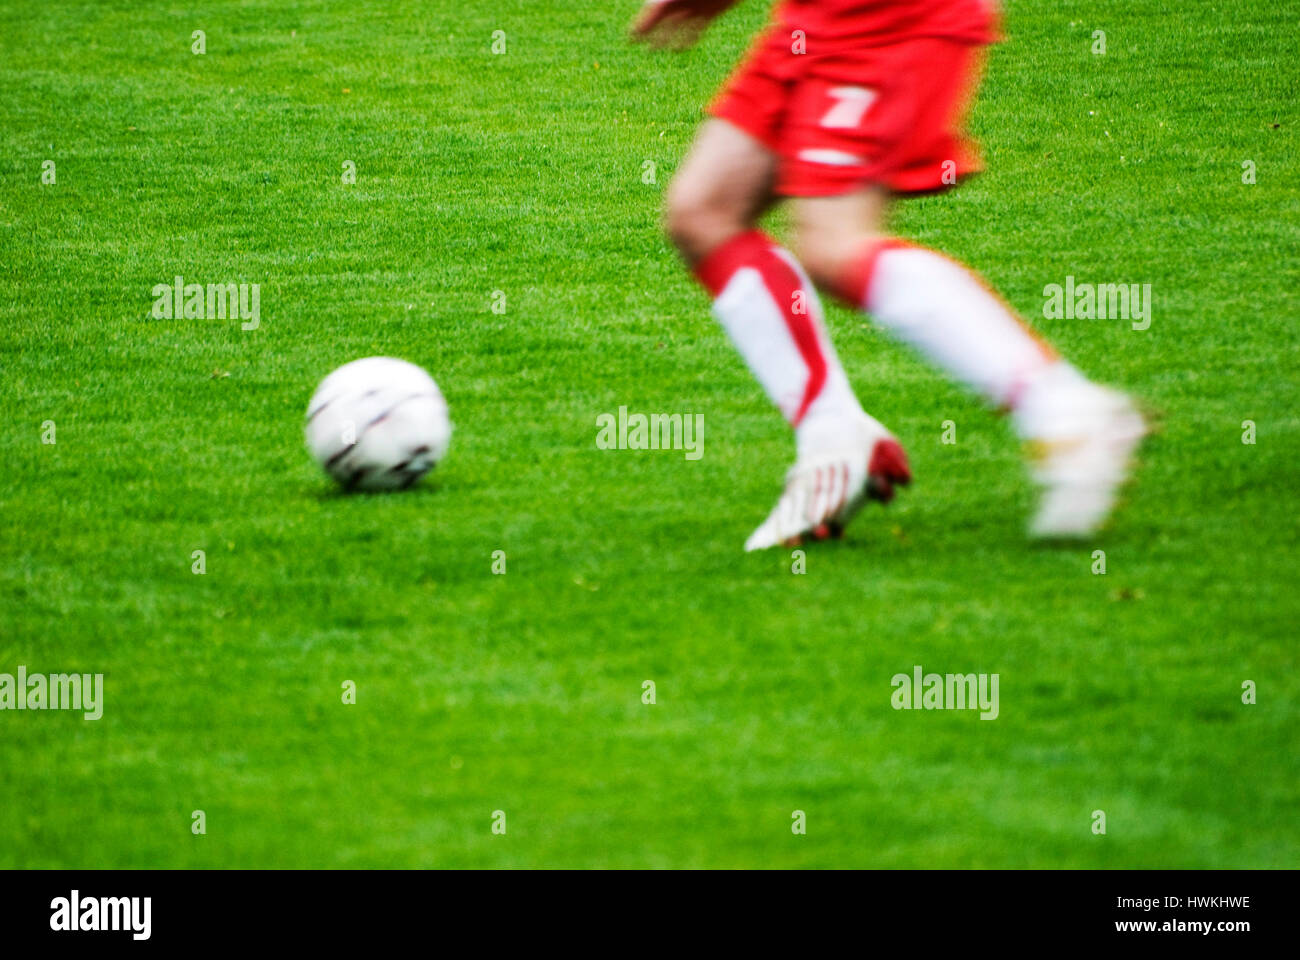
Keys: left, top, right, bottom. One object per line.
{"left": 775, "top": 0, "right": 998, "bottom": 50}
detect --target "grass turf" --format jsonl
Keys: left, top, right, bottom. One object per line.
{"left": 0, "top": 0, "right": 1296, "bottom": 868}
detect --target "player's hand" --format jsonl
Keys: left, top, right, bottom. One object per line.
{"left": 630, "top": 0, "right": 736, "bottom": 51}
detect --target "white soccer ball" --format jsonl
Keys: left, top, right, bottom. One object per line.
{"left": 305, "top": 356, "right": 451, "bottom": 491}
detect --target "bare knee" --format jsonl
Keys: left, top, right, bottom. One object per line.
{"left": 663, "top": 119, "right": 776, "bottom": 264}
{"left": 664, "top": 175, "right": 751, "bottom": 264}
{"left": 792, "top": 229, "right": 869, "bottom": 293}
{"left": 792, "top": 190, "right": 891, "bottom": 294}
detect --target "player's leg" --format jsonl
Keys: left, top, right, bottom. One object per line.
{"left": 667, "top": 120, "right": 870, "bottom": 443}
{"left": 793, "top": 184, "right": 1065, "bottom": 418}
{"left": 664, "top": 117, "right": 775, "bottom": 266}
{"left": 667, "top": 119, "right": 910, "bottom": 550}
{"left": 792, "top": 185, "right": 1145, "bottom": 538}
{"left": 667, "top": 117, "right": 907, "bottom": 549}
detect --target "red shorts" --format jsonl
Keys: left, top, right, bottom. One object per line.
{"left": 710, "top": 28, "right": 988, "bottom": 196}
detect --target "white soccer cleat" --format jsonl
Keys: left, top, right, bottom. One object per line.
{"left": 744, "top": 416, "right": 911, "bottom": 552}
{"left": 1027, "top": 389, "right": 1147, "bottom": 538}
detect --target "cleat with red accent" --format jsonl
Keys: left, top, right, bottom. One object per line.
{"left": 744, "top": 416, "right": 910, "bottom": 551}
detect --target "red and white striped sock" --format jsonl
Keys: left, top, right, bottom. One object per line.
{"left": 837, "top": 239, "right": 1095, "bottom": 438}
{"left": 695, "top": 230, "right": 865, "bottom": 455}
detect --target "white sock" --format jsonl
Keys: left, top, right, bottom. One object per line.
{"left": 696, "top": 231, "right": 866, "bottom": 456}
{"left": 846, "top": 240, "right": 1101, "bottom": 438}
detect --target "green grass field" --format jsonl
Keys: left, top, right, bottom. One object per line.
{"left": 2, "top": 0, "right": 1297, "bottom": 868}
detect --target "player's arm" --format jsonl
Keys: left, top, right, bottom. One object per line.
{"left": 630, "top": 0, "right": 740, "bottom": 50}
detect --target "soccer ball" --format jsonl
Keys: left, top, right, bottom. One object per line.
{"left": 305, "top": 356, "right": 451, "bottom": 491}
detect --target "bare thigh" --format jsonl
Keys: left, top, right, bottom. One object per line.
{"left": 664, "top": 118, "right": 779, "bottom": 264}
